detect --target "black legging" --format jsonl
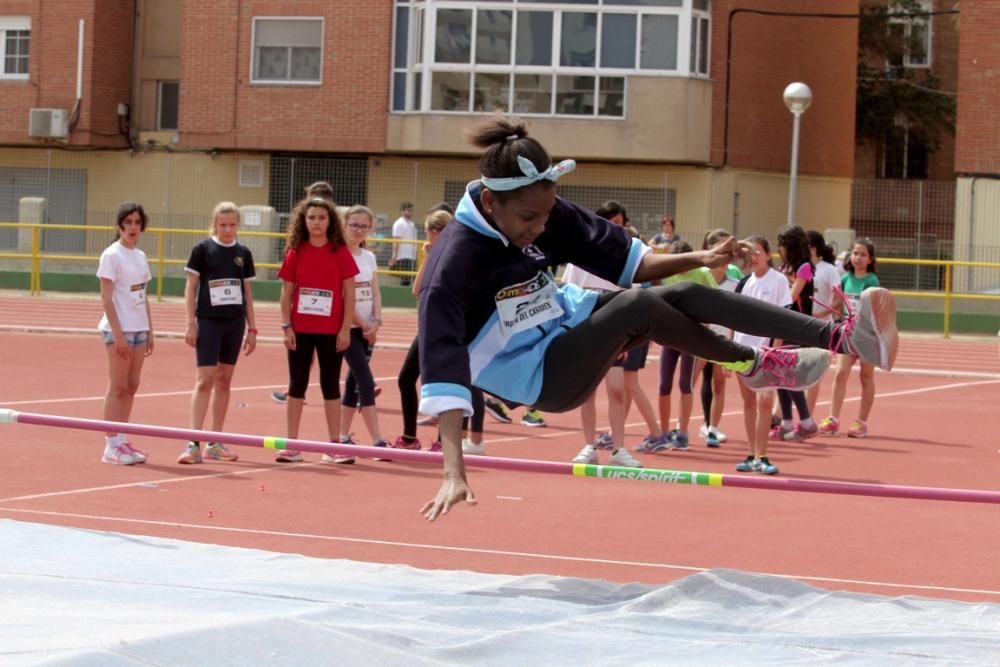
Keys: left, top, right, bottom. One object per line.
{"left": 700, "top": 361, "right": 715, "bottom": 424}
{"left": 535, "top": 282, "right": 840, "bottom": 413}
{"left": 398, "top": 335, "right": 486, "bottom": 438}
{"left": 287, "top": 332, "right": 342, "bottom": 400}
{"left": 342, "top": 328, "right": 377, "bottom": 409}
{"left": 777, "top": 388, "right": 811, "bottom": 420}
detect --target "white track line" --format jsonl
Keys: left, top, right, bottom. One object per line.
{"left": 0, "top": 376, "right": 401, "bottom": 406}
{"left": 1, "top": 506, "right": 997, "bottom": 598}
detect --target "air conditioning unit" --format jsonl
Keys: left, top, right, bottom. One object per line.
{"left": 29, "top": 108, "right": 69, "bottom": 139}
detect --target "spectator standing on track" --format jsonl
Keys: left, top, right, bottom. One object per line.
{"left": 806, "top": 230, "right": 840, "bottom": 415}
{"left": 732, "top": 236, "right": 791, "bottom": 475}
{"left": 693, "top": 228, "right": 743, "bottom": 448}
{"left": 178, "top": 202, "right": 256, "bottom": 464}
{"left": 656, "top": 239, "right": 719, "bottom": 452}
{"left": 395, "top": 209, "right": 452, "bottom": 452}
{"left": 389, "top": 201, "right": 418, "bottom": 286}
{"left": 561, "top": 201, "right": 652, "bottom": 467}
{"left": 97, "top": 202, "right": 154, "bottom": 465}
{"left": 335, "top": 205, "right": 391, "bottom": 462}
{"left": 819, "top": 239, "right": 883, "bottom": 439}
{"left": 274, "top": 197, "right": 358, "bottom": 463}
{"left": 270, "top": 181, "right": 338, "bottom": 406}
{"left": 418, "top": 117, "right": 898, "bottom": 520}
{"left": 772, "top": 226, "right": 819, "bottom": 442}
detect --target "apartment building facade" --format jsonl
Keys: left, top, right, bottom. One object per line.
{"left": 1, "top": 0, "right": 869, "bottom": 270}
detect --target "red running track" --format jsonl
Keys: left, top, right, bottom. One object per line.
{"left": 1, "top": 293, "right": 999, "bottom": 602}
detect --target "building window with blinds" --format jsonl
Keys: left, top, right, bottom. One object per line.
{"left": 251, "top": 17, "right": 323, "bottom": 84}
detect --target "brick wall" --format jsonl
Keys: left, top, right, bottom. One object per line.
{"left": 711, "top": 0, "right": 859, "bottom": 178}
{"left": 178, "top": 0, "right": 391, "bottom": 153}
{"left": 955, "top": 0, "right": 1000, "bottom": 175}
{"left": 0, "top": 0, "right": 131, "bottom": 147}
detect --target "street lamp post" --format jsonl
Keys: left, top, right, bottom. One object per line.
{"left": 783, "top": 82, "right": 813, "bottom": 227}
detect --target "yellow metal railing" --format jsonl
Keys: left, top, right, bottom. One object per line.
{"left": 0, "top": 222, "right": 422, "bottom": 301}
{"left": 1, "top": 222, "right": 998, "bottom": 337}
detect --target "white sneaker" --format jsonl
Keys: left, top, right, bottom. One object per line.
{"left": 609, "top": 448, "right": 643, "bottom": 468}
{"left": 101, "top": 443, "right": 138, "bottom": 465}
{"left": 698, "top": 423, "right": 710, "bottom": 439}
{"left": 709, "top": 426, "right": 728, "bottom": 443}
{"left": 462, "top": 438, "right": 486, "bottom": 455}
{"left": 572, "top": 444, "right": 599, "bottom": 464}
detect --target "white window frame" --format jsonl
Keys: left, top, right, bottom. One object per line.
{"left": 390, "top": 1, "right": 707, "bottom": 118}
{"left": 0, "top": 16, "right": 31, "bottom": 80}
{"left": 889, "top": 0, "right": 932, "bottom": 69}
{"left": 250, "top": 16, "right": 325, "bottom": 86}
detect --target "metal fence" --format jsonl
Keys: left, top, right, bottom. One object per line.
{"left": 0, "top": 148, "right": 997, "bottom": 297}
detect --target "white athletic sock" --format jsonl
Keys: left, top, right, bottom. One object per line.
{"left": 781, "top": 419, "right": 793, "bottom": 430}
{"left": 802, "top": 417, "right": 816, "bottom": 428}
{"left": 105, "top": 434, "right": 121, "bottom": 448}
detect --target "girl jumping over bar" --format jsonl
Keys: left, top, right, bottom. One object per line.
{"left": 418, "top": 117, "right": 898, "bottom": 521}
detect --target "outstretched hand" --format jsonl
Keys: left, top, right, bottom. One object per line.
{"left": 703, "top": 237, "right": 749, "bottom": 268}
{"left": 420, "top": 476, "right": 477, "bottom": 521}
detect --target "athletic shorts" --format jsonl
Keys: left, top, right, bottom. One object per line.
{"left": 612, "top": 340, "right": 650, "bottom": 371}
{"left": 101, "top": 330, "right": 149, "bottom": 347}
{"left": 195, "top": 317, "right": 245, "bottom": 367}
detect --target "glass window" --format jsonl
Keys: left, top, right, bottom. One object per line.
{"left": 598, "top": 76, "right": 624, "bottom": 117}
{"left": 394, "top": 7, "right": 409, "bottom": 69}
{"left": 0, "top": 17, "right": 30, "bottom": 79}
{"left": 693, "top": 0, "right": 711, "bottom": 10}
{"left": 908, "top": 21, "right": 929, "bottom": 66}
{"left": 605, "top": 0, "right": 682, "bottom": 5}
{"left": 252, "top": 18, "right": 323, "bottom": 83}
{"left": 435, "top": 8, "right": 472, "bottom": 63}
{"left": 515, "top": 12, "right": 553, "bottom": 66}
{"left": 698, "top": 17, "right": 709, "bottom": 74}
{"left": 157, "top": 81, "right": 179, "bottom": 130}
{"left": 476, "top": 9, "right": 512, "bottom": 64}
{"left": 601, "top": 14, "right": 636, "bottom": 68}
{"left": 513, "top": 73, "right": 552, "bottom": 114}
{"left": 474, "top": 72, "right": 511, "bottom": 112}
{"left": 640, "top": 14, "right": 678, "bottom": 70}
{"left": 431, "top": 71, "right": 471, "bottom": 111}
{"left": 561, "top": 12, "right": 597, "bottom": 68}
{"left": 556, "top": 75, "right": 595, "bottom": 115}
{"left": 392, "top": 71, "right": 407, "bottom": 111}
{"left": 521, "top": 0, "right": 596, "bottom": 3}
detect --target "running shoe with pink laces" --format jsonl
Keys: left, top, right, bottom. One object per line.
{"left": 392, "top": 435, "right": 422, "bottom": 450}
{"left": 818, "top": 416, "right": 840, "bottom": 436}
{"left": 205, "top": 442, "right": 238, "bottom": 461}
{"left": 829, "top": 287, "right": 899, "bottom": 370}
{"left": 738, "top": 347, "right": 831, "bottom": 392}
{"left": 102, "top": 442, "right": 139, "bottom": 465}
{"left": 121, "top": 442, "right": 147, "bottom": 463}
{"left": 847, "top": 419, "right": 869, "bottom": 438}
{"left": 783, "top": 422, "right": 819, "bottom": 441}
{"left": 769, "top": 424, "right": 792, "bottom": 441}
{"left": 177, "top": 441, "right": 203, "bottom": 464}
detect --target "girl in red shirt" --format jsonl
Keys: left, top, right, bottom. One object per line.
{"left": 275, "top": 197, "right": 358, "bottom": 462}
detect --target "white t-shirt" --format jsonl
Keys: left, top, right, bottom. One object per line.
{"left": 812, "top": 260, "right": 840, "bottom": 320}
{"left": 391, "top": 216, "right": 418, "bottom": 261}
{"left": 733, "top": 268, "right": 791, "bottom": 349}
{"left": 96, "top": 241, "right": 152, "bottom": 333}
{"left": 708, "top": 272, "right": 740, "bottom": 337}
{"left": 351, "top": 247, "right": 378, "bottom": 326}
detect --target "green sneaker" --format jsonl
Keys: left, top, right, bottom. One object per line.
{"left": 205, "top": 442, "right": 239, "bottom": 462}
{"left": 520, "top": 409, "right": 546, "bottom": 427}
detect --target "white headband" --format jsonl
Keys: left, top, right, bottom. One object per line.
{"left": 481, "top": 155, "right": 577, "bottom": 192}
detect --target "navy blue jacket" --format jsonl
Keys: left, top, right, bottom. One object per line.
{"left": 418, "top": 182, "right": 648, "bottom": 417}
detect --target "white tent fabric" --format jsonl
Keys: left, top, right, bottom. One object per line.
{"left": 2, "top": 519, "right": 998, "bottom": 665}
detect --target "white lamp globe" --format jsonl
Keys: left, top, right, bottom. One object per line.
{"left": 783, "top": 82, "right": 813, "bottom": 114}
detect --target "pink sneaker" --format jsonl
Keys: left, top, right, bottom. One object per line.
{"left": 392, "top": 435, "right": 422, "bottom": 450}
{"left": 429, "top": 440, "right": 443, "bottom": 452}
{"left": 818, "top": 416, "right": 839, "bottom": 436}
{"left": 121, "top": 442, "right": 147, "bottom": 463}
{"left": 847, "top": 420, "right": 868, "bottom": 438}
{"left": 101, "top": 443, "right": 138, "bottom": 465}
{"left": 783, "top": 422, "right": 819, "bottom": 441}
{"left": 769, "top": 425, "right": 792, "bottom": 441}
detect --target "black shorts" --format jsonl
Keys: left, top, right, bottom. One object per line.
{"left": 612, "top": 340, "right": 650, "bottom": 371}
{"left": 196, "top": 317, "right": 245, "bottom": 367}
